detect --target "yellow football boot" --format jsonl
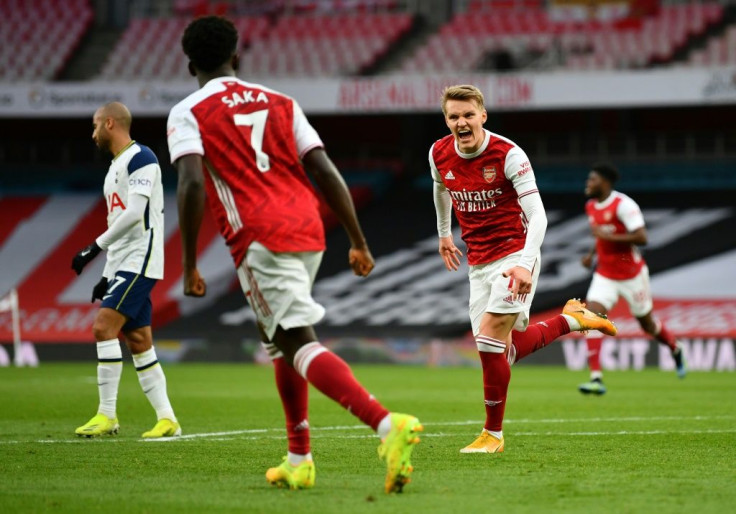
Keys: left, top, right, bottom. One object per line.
{"left": 265, "top": 457, "right": 316, "bottom": 490}
{"left": 563, "top": 298, "right": 618, "bottom": 336}
{"left": 460, "top": 429, "right": 505, "bottom": 454}
{"left": 142, "top": 419, "right": 181, "bottom": 438}
{"left": 75, "top": 413, "right": 119, "bottom": 437}
{"left": 378, "top": 413, "right": 423, "bottom": 494}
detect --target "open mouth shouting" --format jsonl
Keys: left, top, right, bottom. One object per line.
{"left": 457, "top": 128, "right": 473, "bottom": 144}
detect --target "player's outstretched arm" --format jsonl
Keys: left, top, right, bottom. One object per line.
{"left": 302, "top": 148, "right": 374, "bottom": 277}
{"left": 175, "top": 154, "right": 207, "bottom": 296}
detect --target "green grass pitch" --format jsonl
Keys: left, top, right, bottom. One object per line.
{"left": 1, "top": 363, "right": 734, "bottom": 513}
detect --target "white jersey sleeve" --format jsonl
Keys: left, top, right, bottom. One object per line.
{"left": 429, "top": 144, "right": 452, "bottom": 237}
{"left": 429, "top": 144, "right": 443, "bottom": 183}
{"left": 616, "top": 194, "right": 645, "bottom": 232}
{"left": 167, "top": 104, "right": 204, "bottom": 163}
{"left": 292, "top": 100, "right": 324, "bottom": 158}
{"left": 96, "top": 193, "right": 147, "bottom": 251}
{"left": 128, "top": 163, "right": 158, "bottom": 198}
{"left": 504, "top": 146, "right": 537, "bottom": 193}
{"left": 505, "top": 146, "right": 546, "bottom": 271}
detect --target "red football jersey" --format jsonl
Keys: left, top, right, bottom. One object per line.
{"left": 586, "top": 191, "right": 646, "bottom": 280}
{"left": 167, "top": 77, "right": 326, "bottom": 266}
{"left": 430, "top": 130, "right": 537, "bottom": 266}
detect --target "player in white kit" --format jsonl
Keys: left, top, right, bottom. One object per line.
{"left": 71, "top": 102, "right": 180, "bottom": 438}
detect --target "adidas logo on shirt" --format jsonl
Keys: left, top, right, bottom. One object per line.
{"left": 444, "top": 170, "right": 455, "bottom": 180}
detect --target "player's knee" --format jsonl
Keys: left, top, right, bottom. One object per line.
{"left": 92, "top": 321, "right": 116, "bottom": 342}
{"left": 126, "top": 338, "right": 151, "bottom": 355}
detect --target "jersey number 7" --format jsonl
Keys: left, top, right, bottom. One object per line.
{"left": 234, "top": 111, "right": 271, "bottom": 173}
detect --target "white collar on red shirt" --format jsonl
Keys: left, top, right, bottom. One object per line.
{"left": 205, "top": 75, "right": 238, "bottom": 87}
{"left": 454, "top": 129, "right": 491, "bottom": 159}
{"left": 592, "top": 190, "right": 620, "bottom": 209}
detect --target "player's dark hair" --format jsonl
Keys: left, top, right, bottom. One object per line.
{"left": 590, "top": 162, "right": 620, "bottom": 185}
{"left": 182, "top": 16, "right": 238, "bottom": 73}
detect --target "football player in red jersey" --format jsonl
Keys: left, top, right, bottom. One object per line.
{"left": 168, "top": 16, "right": 421, "bottom": 493}
{"left": 431, "top": 85, "right": 618, "bottom": 453}
{"left": 578, "top": 163, "right": 686, "bottom": 395}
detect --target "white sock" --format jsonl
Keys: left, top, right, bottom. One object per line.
{"left": 376, "top": 414, "right": 392, "bottom": 439}
{"left": 591, "top": 370, "right": 603, "bottom": 381}
{"left": 96, "top": 339, "right": 122, "bottom": 418}
{"left": 562, "top": 313, "right": 580, "bottom": 331}
{"left": 288, "top": 451, "right": 313, "bottom": 466}
{"left": 133, "top": 347, "right": 176, "bottom": 422}
{"left": 486, "top": 429, "right": 503, "bottom": 440}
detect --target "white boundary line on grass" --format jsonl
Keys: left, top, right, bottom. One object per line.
{"left": 1, "top": 414, "right": 731, "bottom": 445}
{"left": 157, "top": 427, "right": 736, "bottom": 442}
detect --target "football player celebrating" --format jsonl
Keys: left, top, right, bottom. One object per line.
{"left": 431, "top": 85, "right": 617, "bottom": 453}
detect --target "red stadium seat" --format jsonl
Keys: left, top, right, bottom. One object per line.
{"left": 400, "top": 1, "right": 727, "bottom": 73}
{"left": 0, "top": 0, "right": 93, "bottom": 81}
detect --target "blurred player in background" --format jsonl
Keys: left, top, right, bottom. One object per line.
{"left": 578, "top": 163, "right": 686, "bottom": 395}
{"left": 431, "top": 85, "right": 617, "bottom": 454}
{"left": 168, "top": 16, "right": 421, "bottom": 493}
{"left": 71, "top": 102, "right": 180, "bottom": 438}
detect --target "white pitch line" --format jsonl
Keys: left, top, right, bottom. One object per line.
{"left": 1, "top": 414, "right": 732, "bottom": 445}
{"left": 143, "top": 414, "right": 736, "bottom": 442}
{"left": 138, "top": 427, "right": 736, "bottom": 444}
{"left": 177, "top": 428, "right": 268, "bottom": 439}
{"left": 427, "top": 414, "right": 736, "bottom": 426}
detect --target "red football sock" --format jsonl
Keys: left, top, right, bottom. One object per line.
{"left": 478, "top": 350, "right": 511, "bottom": 432}
{"left": 586, "top": 335, "right": 603, "bottom": 374}
{"left": 273, "top": 357, "right": 310, "bottom": 455}
{"left": 295, "top": 343, "right": 389, "bottom": 431}
{"left": 654, "top": 321, "right": 678, "bottom": 352}
{"left": 512, "top": 315, "right": 570, "bottom": 363}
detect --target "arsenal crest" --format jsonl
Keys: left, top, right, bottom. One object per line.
{"left": 604, "top": 211, "right": 612, "bottom": 222}
{"left": 482, "top": 166, "right": 496, "bottom": 183}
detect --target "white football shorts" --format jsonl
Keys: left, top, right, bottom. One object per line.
{"left": 468, "top": 250, "right": 541, "bottom": 336}
{"left": 236, "top": 241, "right": 326, "bottom": 340}
{"left": 586, "top": 265, "right": 653, "bottom": 318}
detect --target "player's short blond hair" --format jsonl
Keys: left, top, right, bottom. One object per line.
{"left": 441, "top": 85, "right": 485, "bottom": 115}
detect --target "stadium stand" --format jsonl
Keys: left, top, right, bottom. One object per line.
{"left": 1, "top": 0, "right": 735, "bottom": 81}
{"left": 0, "top": 0, "right": 93, "bottom": 82}
{"left": 240, "top": 12, "right": 413, "bottom": 77}
{"left": 688, "top": 24, "right": 736, "bottom": 66}
{"left": 400, "top": 1, "right": 725, "bottom": 72}
{"left": 97, "top": 7, "right": 412, "bottom": 79}
{"left": 98, "top": 16, "right": 270, "bottom": 81}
